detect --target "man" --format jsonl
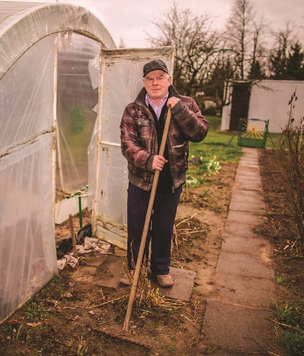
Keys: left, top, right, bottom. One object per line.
{"left": 120, "top": 59, "right": 209, "bottom": 287}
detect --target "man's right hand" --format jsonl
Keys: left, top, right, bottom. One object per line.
{"left": 152, "top": 155, "right": 168, "bottom": 171}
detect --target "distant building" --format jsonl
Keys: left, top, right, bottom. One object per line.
{"left": 221, "top": 80, "right": 304, "bottom": 133}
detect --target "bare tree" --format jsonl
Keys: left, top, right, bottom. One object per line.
{"left": 148, "top": 2, "right": 221, "bottom": 98}
{"left": 248, "top": 17, "right": 269, "bottom": 79}
{"left": 224, "top": 0, "right": 255, "bottom": 80}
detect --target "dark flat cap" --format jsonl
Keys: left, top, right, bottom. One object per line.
{"left": 143, "top": 59, "right": 169, "bottom": 77}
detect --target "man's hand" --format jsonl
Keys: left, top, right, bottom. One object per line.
{"left": 152, "top": 155, "right": 168, "bottom": 171}
{"left": 167, "top": 97, "right": 181, "bottom": 108}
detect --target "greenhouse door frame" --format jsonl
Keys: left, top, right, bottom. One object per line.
{"left": 91, "top": 47, "right": 175, "bottom": 250}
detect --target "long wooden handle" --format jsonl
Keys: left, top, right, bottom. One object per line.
{"left": 123, "top": 108, "right": 172, "bottom": 332}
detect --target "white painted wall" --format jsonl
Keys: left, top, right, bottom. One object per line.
{"left": 221, "top": 80, "right": 304, "bottom": 133}
{"left": 221, "top": 83, "right": 233, "bottom": 131}
{"left": 248, "top": 80, "right": 304, "bottom": 133}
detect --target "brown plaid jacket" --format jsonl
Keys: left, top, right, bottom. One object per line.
{"left": 120, "top": 86, "right": 209, "bottom": 191}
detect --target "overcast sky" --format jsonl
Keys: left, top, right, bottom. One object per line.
{"left": 6, "top": 0, "right": 304, "bottom": 47}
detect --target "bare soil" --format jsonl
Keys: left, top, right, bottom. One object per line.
{"left": 0, "top": 149, "right": 303, "bottom": 356}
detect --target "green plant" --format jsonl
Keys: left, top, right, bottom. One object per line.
{"left": 15, "top": 324, "right": 23, "bottom": 341}
{"left": 24, "top": 301, "right": 46, "bottom": 321}
{"left": 272, "top": 300, "right": 304, "bottom": 355}
{"left": 190, "top": 115, "right": 242, "bottom": 164}
{"left": 185, "top": 115, "right": 241, "bottom": 191}
{"left": 200, "top": 189, "right": 210, "bottom": 198}
{"left": 275, "top": 275, "right": 286, "bottom": 285}
{"left": 76, "top": 343, "right": 89, "bottom": 356}
{"left": 166, "top": 344, "right": 175, "bottom": 352}
{"left": 186, "top": 175, "right": 204, "bottom": 188}
{"left": 278, "top": 330, "right": 304, "bottom": 356}
{"left": 276, "top": 92, "right": 304, "bottom": 252}
{"left": 40, "top": 274, "right": 65, "bottom": 299}
{"left": 273, "top": 301, "right": 303, "bottom": 327}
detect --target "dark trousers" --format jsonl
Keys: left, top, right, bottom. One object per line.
{"left": 127, "top": 182, "right": 182, "bottom": 275}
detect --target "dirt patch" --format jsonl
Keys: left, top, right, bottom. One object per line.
{"left": 257, "top": 149, "right": 304, "bottom": 296}
{"left": 0, "top": 151, "right": 302, "bottom": 355}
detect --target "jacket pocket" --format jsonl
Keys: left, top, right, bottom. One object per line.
{"left": 135, "top": 118, "right": 152, "bottom": 143}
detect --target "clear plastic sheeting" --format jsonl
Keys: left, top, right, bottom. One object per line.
{"left": 0, "top": 1, "right": 116, "bottom": 324}
{"left": 0, "top": 1, "right": 116, "bottom": 79}
{"left": 0, "top": 36, "right": 55, "bottom": 156}
{"left": 56, "top": 33, "right": 100, "bottom": 194}
{"left": 91, "top": 47, "right": 174, "bottom": 250}
{"left": 0, "top": 134, "right": 56, "bottom": 322}
{"left": 0, "top": 35, "right": 57, "bottom": 323}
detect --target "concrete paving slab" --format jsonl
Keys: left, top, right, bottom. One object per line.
{"left": 72, "top": 266, "right": 96, "bottom": 283}
{"left": 241, "top": 147, "right": 259, "bottom": 158}
{"left": 94, "top": 255, "right": 124, "bottom": 289}
{"left": 216, "top": 251, "right": 275, "bottom": 279}
{"left": 148, "top": 267, "right": 196, "bottom": 301}
{"left": 208, "top": 273, "right": 277, "bottom": 307}
{"left": 202, "top": 301, "right": 274, "bottom": 353}
{"left": 234, "top": 178, "right": 262, "bottom": 191}
{"left": 223, "top": 210, "right": 266, "bottom": 237}
{"left": 81, "top": 254, "right": 109, "bottom": 267}
{"left": 241, "top": 156, "right": 258, "bottom": 164}
{"left": 239, "top": 161, "right": 259, "bottom": 168}
{"left": 221, "top": 235, "right": 271, "bottom": 256}
{"left": 237, "top": 171, "right": 260, "bottom": 179}
{"left": 236, "top": 165, "right": 260, "bottom": 178}
{"left": 229, "top": 189, "right": 265, "bottom": 212}
{"left": 231, "top": 186, "right": 264, "bottom": 199}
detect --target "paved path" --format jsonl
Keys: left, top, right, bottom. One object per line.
{"left": 199, "top": 147, "right": 279, "bottom": 355}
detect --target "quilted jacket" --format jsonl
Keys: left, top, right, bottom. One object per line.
{"left": 120, "top": 85, "right": 209, "bottom": 191}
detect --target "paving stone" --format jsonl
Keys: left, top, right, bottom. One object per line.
{"left": 208, "top": 273, "right": 277, "bottom": 307}
{"left": 202, "top": 301, "right": 274, "bottom": 353}
{"left": 149, "top": 267, "right": 196, "bottom": 302}
{"left": 234, "top": 179, "right": 262, "bottom": 191}
{"left": 216, "top": 250, "right": 275, "bottom": 280}
{"left": 229, "top": 189, "right": 265, "bottom": 212}
{"left": 81, "top": 254, "right": 109, "bottom": 267}
{"left": 221, "top": 235, "right": 271, "bottom": 256}
{"left": 223, "top": 210, "right": 266, "bottom": 238}
{"left": 94, "top": 255, "right": 125, "bottom": 289}
{"left": 72, "top": 266, "right": 96, "bottom": 283}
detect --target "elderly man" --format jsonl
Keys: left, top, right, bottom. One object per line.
{"left": 120, "top": 59, "right": 209, "bottom": 287}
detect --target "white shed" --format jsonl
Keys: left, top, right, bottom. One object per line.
{"left": 221, "top": 80, "right": 304, "bottom": 133}
{"left": 0, "top": 1, "right": 174, "bottom": 323}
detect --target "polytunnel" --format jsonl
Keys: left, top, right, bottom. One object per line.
{"left": 0, "top": 1, "right": 174, "bottom": 323}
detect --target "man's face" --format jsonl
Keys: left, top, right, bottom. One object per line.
{"left": 143, "top": 70, "right": 171, "bottom": 103}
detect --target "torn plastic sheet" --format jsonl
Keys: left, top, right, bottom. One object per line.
{"left": 57, "top": 237, "right": 112, "bottom": 270}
